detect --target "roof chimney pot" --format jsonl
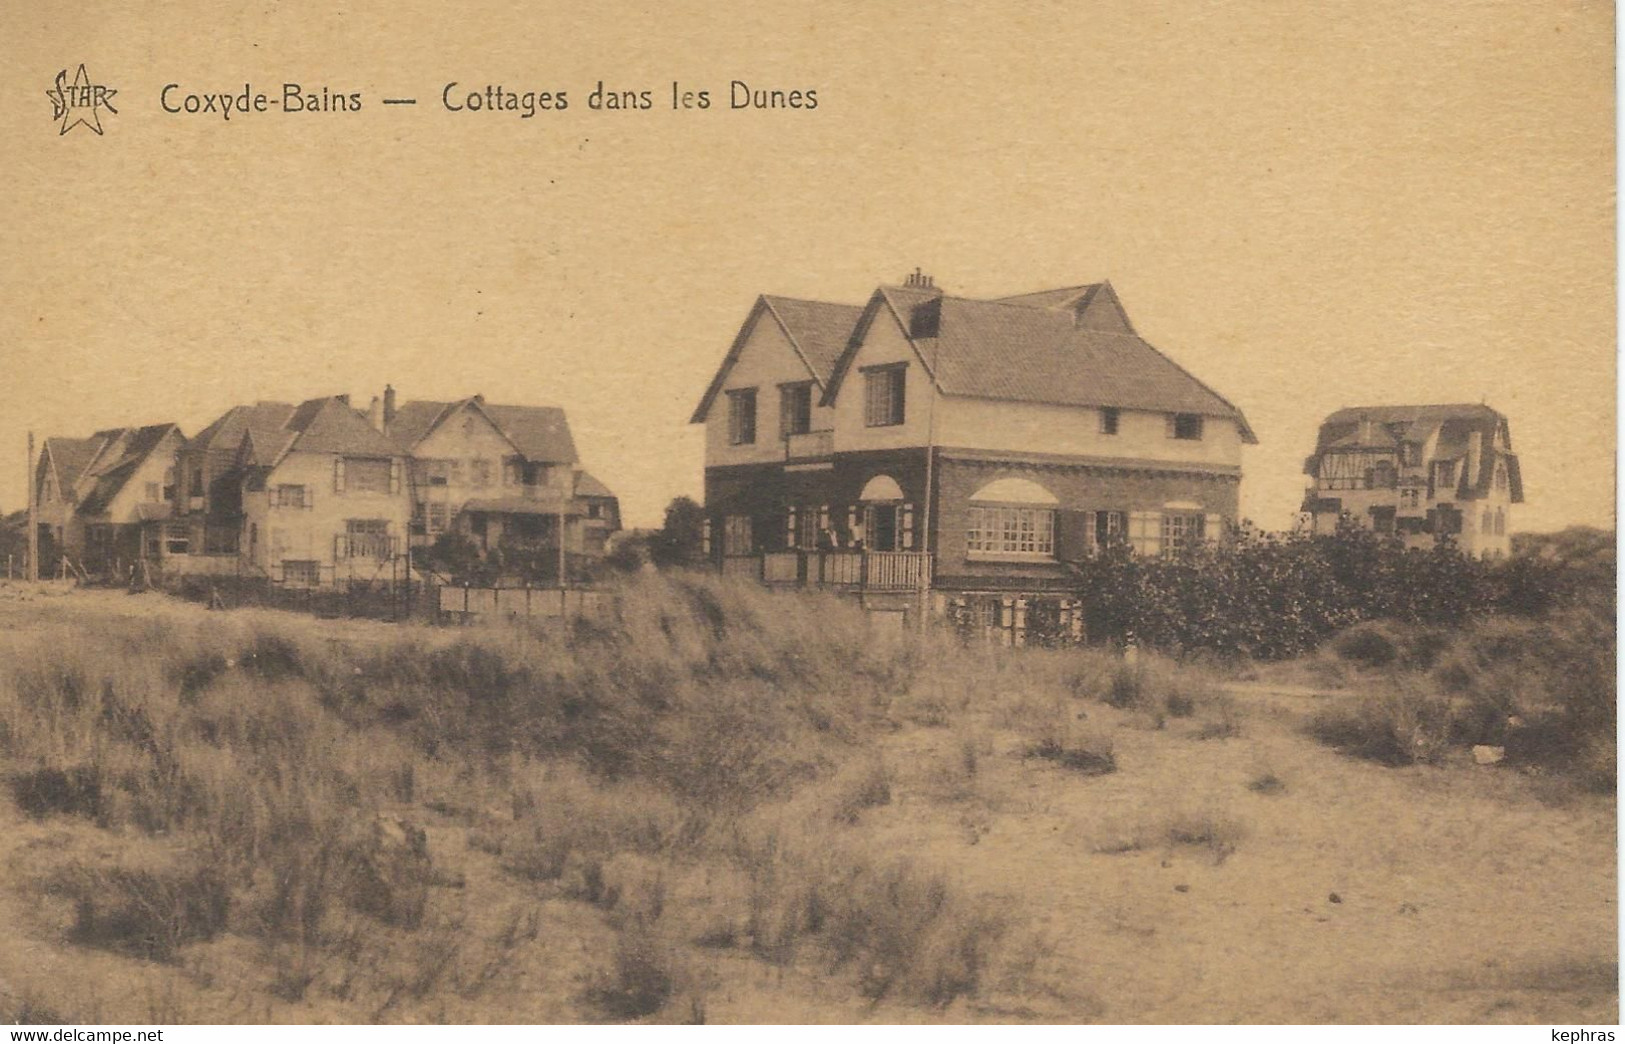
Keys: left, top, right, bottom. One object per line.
{"left": 383, "top": 384, "right": 397, "bottom": 425}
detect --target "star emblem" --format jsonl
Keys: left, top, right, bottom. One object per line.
{"left": 47, "top": 65, "right": 118, "bottom": 136}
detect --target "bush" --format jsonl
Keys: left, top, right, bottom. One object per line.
{"left": 61, "top": 855, "right": 231, "bottom": 962}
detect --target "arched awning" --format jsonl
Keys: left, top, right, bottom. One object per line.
{"left": 858, "top": 475, "right": 905, "bottom": 502}
{"left": 969, "top": 477, "right": 1059, "bottom": 505}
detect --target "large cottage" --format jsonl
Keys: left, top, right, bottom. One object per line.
{"left": 691, "top": 272, "right": 1256, "bottom": 607}
{"left": 1301, "top": 403, "right": 1523, "bottom": 558}
{"left": 32, "top": 423, "right": 184, "bottom": 578}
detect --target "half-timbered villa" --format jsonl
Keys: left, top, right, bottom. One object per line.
{"left": 1301, "top": 403, "right": 1523, "bottom": 558}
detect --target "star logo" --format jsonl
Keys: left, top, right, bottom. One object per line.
{"left": 47, "top": 65, "right": 118, "bottom": 136}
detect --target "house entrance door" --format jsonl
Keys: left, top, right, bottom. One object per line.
{"left": 865, "top": 504, "right": 899, "bottom": 551}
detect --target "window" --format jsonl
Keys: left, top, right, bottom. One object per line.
{"left": 1495, "top": 508, "right": 1506, "bottom": 535}
{"left": 283, "top": 560, "right": 320, "bottom": 586}
{"left": 780, "top": 383, "right": 813, "bottom": 438}
{"left": 471, "top": 459, "right": 493, "bottom": 488}
{"left": 864, "top": 365, "right": 906, "bottom": 427}
{"left": 723, "top": 515, "right": 753, "bottom": 555}
{"left": 1098, "top": 507, "right": 1124, "bottom": 546}
{"left": 343, "top": 456, "right": 393, "bottom": 494}
{"left": 1128, "top": 512, "right": 1162, "bottom": 557}
{"left": 418, "top": 460, "right": 452, "bottom": 487}
{"left": 1371, "top": 461, "right": 1397, "bottom": 489}
{"left": 1434, "top": 460, "right": 1457, "bottom": 491}
{"left": 272, "top": 484, "right": 309, "bottom": 509}
{"left": 588, "top": 502, "right": 603, "bottom": 520}
{"left": 966, "top": 506, "right": 1055, "bottom": 557}
{"left": 1399, "top": 488, "right": 1421, "bottom": 510}
{"left": 503, "top": 457, "right": 523, "bottom": 486}
{"left": 145, "top": 482, "right": 161, "bottom": 502}
{"left": 1494, "top": 462, "right": 1508, "bottom": 492}
{"left": 163, "top": 521, "right": 190, "bottom": 555}
{"left": 1168, "top": 413, "right": 1203, "bottom": 440}
{"left": 344, "top": 519, "right": 392, "bottom": 560}
{"left": 1099, "top": 408, "right": 1120, "bottom": 436}
{"left": 1160, "top": 513, "right": 1206, "bottom": 555}
{"left": 1481, "top": 510, "right": 1493, "bottom": 534}
{"left": 727, "top": 389, "right": 757, "bottom": 445}
{"left": 1402, "top": 444, "right": 1422, "bottom": 467}
{"left": 191, "top": 468, "right": 204, "bottom": 497}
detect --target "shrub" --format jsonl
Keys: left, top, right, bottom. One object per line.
{"left": 60, "top": 855, "right": 231, "bottom": 962}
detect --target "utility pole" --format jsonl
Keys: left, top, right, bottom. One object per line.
{"left": 26, "top": 432, "right": 39, "bottom": 582}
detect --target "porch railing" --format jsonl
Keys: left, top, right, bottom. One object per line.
{"left": 724, "top": 550, "right": 931, "bottom": 591}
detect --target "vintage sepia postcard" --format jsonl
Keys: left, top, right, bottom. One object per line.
{"left": 0, "top": 0, "right": 1616, "bottom": 1031}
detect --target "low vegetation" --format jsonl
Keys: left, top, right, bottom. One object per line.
{"left": 0, "top": 554, "right": 1613, "bottom": 1023}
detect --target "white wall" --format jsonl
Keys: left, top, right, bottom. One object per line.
{"left": 828, "top": 303, "right": 936, "bottom": 453}
{"left": 704, "top": 306, "right": 835, "bottom": 467}
{"left": 934, "top": 396, "right": 1243, "bottom": 466}
{"left": 247, "top": 450, "right": 410, "bottom": 575}
{"left": 103, "top": 430, "right": 185, "bottom": 523}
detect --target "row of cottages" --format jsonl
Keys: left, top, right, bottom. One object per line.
{"left": 1300, "top": 403, "right": 1523, "bottom": 558}
{"left": 34, "top": 389, "right": 620, "bottom": 585}
{"left": 691, "top": 272, "right": 1256, "bottom": 608}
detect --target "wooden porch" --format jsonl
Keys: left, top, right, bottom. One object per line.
{"left": 721, "top": 550, "right": 932, "bottom": 591}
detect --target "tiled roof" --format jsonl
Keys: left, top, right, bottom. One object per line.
{"left": 280, "top": 397, "right": 401, "bottom": 459}
{"left": 191, "top": 402, "right": 298, "bottom": 464}
{"left": 927, "top": 296, "right": 1244, "bottom": 421}
{"left": 573, "top": 470, "right": 615, "bottom": 498}
{"left": 762, "top": 297, "right": 865, "bottom": 383}
{"left": 42, "top": 436, "right": 104, "bottom": 495}
{"left": 480, "top": 404, "right": 579, "bottom": 464}
{"left": 77, "top": 424, "right": 180, "bottom": 515}
{"left": 389, "top": 398, "right": 579, "bottom": 464}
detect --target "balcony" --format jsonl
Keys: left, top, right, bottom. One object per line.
{"left": 784, "top": 429, "right": 834, "bottom": 463}
{"left": 723, "top": 550, "right": 932, "bottom": 591}
{"left": 337, "top": 533, "right": 400, "bottom": 560}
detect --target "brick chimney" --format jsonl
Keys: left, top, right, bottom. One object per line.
{"left": 383, "top": 384, "right": 397, "bottom": 426}
{"left": 367, "top": 395, "right": 384, "bottom": 431}
{"left": 902, "top": 267, "right": 936, "bottom": 290}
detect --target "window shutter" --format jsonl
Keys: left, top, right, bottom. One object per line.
{"left": 1055, "top": 510, "right": 1091, "bottom": 562}
{"left": 901, "top": 503, "right": 915, "bottom": 550}
{"left": 334, "top": 458, "right": 346, "bottom": 494}
{"left": 1205, "top": 514, "right": 1222, "bottom": 545}
{"left": 389, "top": 459, "right": 402, "bottom": 495}
{"left": 786, "top": 506, "right": 798, "bottom": 549}
{"left": 818, "top": 504, "right": 830, "bottom": 532}
{"left": 305, "top": 488, "right": 314, "bottom": 511}
{"left": 1165, "top": 415, "right": 1176, "bottom": 439}
{"left": 847, "top": 506, "right": 858, "bottom": 542}
{"left": 334, "top": 533, "right": 343, "bottom": 561}
{"left": 268, "top": 487, "right": 280, "bottom": 508}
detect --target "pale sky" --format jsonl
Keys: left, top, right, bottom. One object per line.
{"left": 3, "top": 1, "right": 1614, "bottom": 532}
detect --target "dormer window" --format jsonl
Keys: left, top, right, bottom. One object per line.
{"left": 1167, "top": 413, "right": 1203, "bottom": 441}
{"left": 727, "top": 388, "right": 757, "bottom": 445}
{"left": 1100, "top": 407, "right": 1120, "bottom": 436}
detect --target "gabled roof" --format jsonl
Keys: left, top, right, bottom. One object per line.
{"left": 814, "top": 282, "right": 1256, "bottom": 441}
{"left": 190, "top": 402, "right": 298, "bottom": 464}
{"left": 40, "top": 436, "right": 104, "bottom": 497}
{"left": 77, "top": 423, "right": 181, "bottom": 516}
{"left": 690, "top": 295, "right": 870, "bottom": 423}
{"left": 273, "top": 396, "right": 401, "bottom": 462}
{"left": 573, "top": 470, "right": 615, "bottom": 498}
{"left": 388, "top": 397, "right": 579, "bottom": 465}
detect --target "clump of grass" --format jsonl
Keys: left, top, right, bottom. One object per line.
{"left": 59, "top": 853, "right": 231, "bottom": 962}
{"left": 1307, "top": 677, "right": 1453, "bottom": 766}
{"left": 1163, "top": 810, "right": 1243, "bottom": 863}
{"left": 588, "top": 918, "right": 680, "bottom": 1020}
{"left": 731, "top": 831, "right": 1007, "bottom": 1006}
{"left": 11, "top": 764, "right": 103, "bottom": 820}
{"left": 1247, "top": 770, "right": 1287, "bottom": 795}
{"left": 830, "top": 756, "right": 893, "bottom": 825}
{"left": 1020, "top": 710, "right": 1116, "bottom": 777}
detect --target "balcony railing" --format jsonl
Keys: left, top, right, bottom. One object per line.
{"left": 723, "top": 550, "right": 932, "bottom": 591}
{"left": 337, "top": 533, "right": 400, "bottom": 560}
{"left": 784, "top": 429, "right": 835, "bottom": 462}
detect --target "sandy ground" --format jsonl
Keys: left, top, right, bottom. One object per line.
{"left": 0, "top": 586, "right": 1614, "bottom": 1024}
